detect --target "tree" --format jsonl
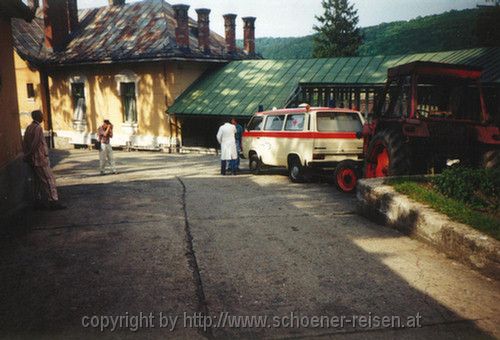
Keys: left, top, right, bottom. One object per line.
{"left": 313, "top": 0, "right": 362, "bottom": 58}
{"left": 476, "top": 6, "right": 500, "bottom": 47}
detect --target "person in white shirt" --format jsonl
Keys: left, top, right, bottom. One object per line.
{"left": 97, "top": 119, "right": 117, "bottom": 175}
{"left": 216, "top": 119, "right": 238, "bottom": 175}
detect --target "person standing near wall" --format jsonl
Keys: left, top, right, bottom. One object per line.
{"left": 98, "top": 119, "right": 117, "bottom": 175}
{"left": 23, "top": 110, "right": 66, "bottom": 210}
{"left": 231, "top": 118, "right": 243, "bottom": 172}
{"left": 216, "top": 119, "right": 237, "bottom": 175}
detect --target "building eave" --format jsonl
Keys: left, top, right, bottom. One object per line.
{"left": 42, "top": 57, "right": 234, "bottom": 68}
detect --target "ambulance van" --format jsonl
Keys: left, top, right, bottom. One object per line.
{"left": 242, "top": 106, "right": 365, "bottom": 192}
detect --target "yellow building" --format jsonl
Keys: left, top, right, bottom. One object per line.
{"left": 14, "top": 53, "right": 44, "bottom": 130}
{"left": 13, "top": 0, "right": 256, "bottom": 150}
{"left": 0, "top": 0, "right": 36, "bottom": 218}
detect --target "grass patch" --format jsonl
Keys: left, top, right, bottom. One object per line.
{"left": 389, "top": 178, "right": 500, "bottom": 241}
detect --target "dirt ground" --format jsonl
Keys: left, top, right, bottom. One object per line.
{"left": 0, "top": 149, "right": 498, "bottom": 339}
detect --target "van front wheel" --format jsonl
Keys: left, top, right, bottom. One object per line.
{"left": 249, "top": 154, "right": 262, "bottom": 175}
{"left": 288, "top": 157, "right": 305, "bottom": 183}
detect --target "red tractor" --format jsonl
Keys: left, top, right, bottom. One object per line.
{"left": 363, "top": 61, "right": 500, "bottom": 178}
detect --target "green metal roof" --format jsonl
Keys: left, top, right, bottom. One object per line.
{"left": 169, "top": 47, "right": 500, "bottom": 117}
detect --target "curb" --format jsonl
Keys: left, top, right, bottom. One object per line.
{"left": 356, "top": 177, "right": 500, "bottom": 280}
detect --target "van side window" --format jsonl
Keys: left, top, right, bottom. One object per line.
{"left": 247, "top": 116, "right": 264, "bottom": 131}
{"left": 264, "top": 115, "right": 285, "bottom": 131}
{"left": 285, "top": 114, "right": 305, "bottom": 131}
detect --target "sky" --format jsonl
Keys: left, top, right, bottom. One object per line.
{"left": 77, "top": 0, "right": 481, "bottom": 39}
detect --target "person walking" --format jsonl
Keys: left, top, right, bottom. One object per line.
{"left": 231, "top": 118, "right": 243, "bottom": 171}
{"left": 23, "top": 110, "right": 66, "bottom": 210}
{"left": 98, "top": 119, "right": 117, "bottom": 175}
{"left": 216, "top": 119, "right": 237, "bottom": 175}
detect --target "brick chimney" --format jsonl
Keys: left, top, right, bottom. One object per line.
{"left": 223, "top": 14, "right": 237, "bottom": 54}
{"left": 196, "top": 8, "right": 210, "bottom": 54}
{"left": 43, "top": 0, "right": 69, "bottom": 51}
{"left": 173, "top": 4, "right": 190, "bottom": 49}
{"left": 242, "top": 17, "right": 256, "bottom": 55}
{"left": 67, "top": 0, "right": 79, "bottom": 34}
{"left": 108, "top": 0, "right": 126, "bottom": 5}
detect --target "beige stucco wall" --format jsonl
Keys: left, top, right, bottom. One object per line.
{"left": 0, "top": 19, "right": 23, "bottom": 168}
{"left": 1, "top": 17, "right": 33, "bottom": 218}
{"left": 43, "top": 60, "right": 212, "bottom": 145}
{"left": 14, "top": 52, "right": 43, "bottom": 130}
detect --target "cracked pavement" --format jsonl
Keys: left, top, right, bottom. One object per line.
{"left": 0, "top": 149, "right": 498, "bottom": 339}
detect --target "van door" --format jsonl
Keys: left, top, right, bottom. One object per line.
{"left": 284, "top": 113, "right": 309, "bottom": 165}
{"left": 261, "top": 114, "right": 286, "bottom": 165}
{"left": 314, "top": 111, "right": 364, "bottom": 161}
{"left": 243, "top": 115, "right": 264, "bottom": 158}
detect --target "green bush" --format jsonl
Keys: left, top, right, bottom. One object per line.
{"left": 432, "top": 167, "right": 500, "bottom": 210}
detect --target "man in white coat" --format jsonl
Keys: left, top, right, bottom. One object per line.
{"left": 216, "top": 120, "right": 238, "bottom": 175}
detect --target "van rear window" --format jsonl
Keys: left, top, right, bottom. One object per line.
{"left": 316, "top": 112, "right": 362, "bottom": 132}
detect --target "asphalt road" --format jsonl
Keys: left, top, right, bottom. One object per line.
{"left": 0, "top": 149, "right": 498, "bottom": 339}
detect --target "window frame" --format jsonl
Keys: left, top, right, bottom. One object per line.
{"left": 284, "top": 113, "right": 305, "bottom": 131}
{"left": 68, "top": 74, "right": 89, "bottom": 122}
{"left": 115, "top": 70, "right": 139, "bottom": 124}
{"left": 247, "top": 116, "right": 264, "bottom": 131}
{"left": 26, "top": 83, "right": 35, "bottom": 101}
{"left": 120, "top": 82, "right": 138, "bottom": 123}
{"left": 263, "top": 114, "right": 286, "bottom": 131}
{"left": 71, "top": 82, "right": 86, "bottom": 121}
{"left": 316, "top": 111, "right": 363, "bottom": 133}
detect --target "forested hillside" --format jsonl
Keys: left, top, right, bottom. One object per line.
{"left": 239, "top": 8, "right": 499, "bottom": 59}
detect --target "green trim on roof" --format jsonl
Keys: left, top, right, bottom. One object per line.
{"left": 169, "top": 47, "right": 500, "bottom": 117}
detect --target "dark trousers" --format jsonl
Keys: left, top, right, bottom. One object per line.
{"left": 221, "top": 160, "right": 236, "bottom": 175}
{"left": 235, "top": 140, "right": 241, "bottom": 169}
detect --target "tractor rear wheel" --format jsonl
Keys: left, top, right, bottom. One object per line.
{"left": 365, "top": 130, "right": 411, "bottom": 178}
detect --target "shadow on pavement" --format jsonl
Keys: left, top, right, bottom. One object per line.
{"left": 0, "top": 171, "right": 495, "bottom": 338}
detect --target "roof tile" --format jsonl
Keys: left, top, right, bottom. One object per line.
{"left": 12, "top": 0, "right": 254, "bottom": 65}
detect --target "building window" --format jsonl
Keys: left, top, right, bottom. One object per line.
{"left": 71, "top": 82, "right": 86, "bottom": 121}
{"left": 26, "top": 83, "right": 35, "bottom": 100}
{"left": 120, "top": 82, "right": 137, "bottom": 123}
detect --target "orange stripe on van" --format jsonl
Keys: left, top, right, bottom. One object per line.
{"left": 243, "top": 131, "right": 357, "bottom": 139}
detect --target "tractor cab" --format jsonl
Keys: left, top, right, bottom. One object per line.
{"left": 363, "top": 61, "right": 500, "bottom": 178}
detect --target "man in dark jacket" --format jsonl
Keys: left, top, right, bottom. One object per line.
{"left": 23, "top": 110, "right": 65, "bottom": 210}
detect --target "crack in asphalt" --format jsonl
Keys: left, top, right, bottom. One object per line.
{"left": 176, "top": 176, "right": 213, "bottom": 340}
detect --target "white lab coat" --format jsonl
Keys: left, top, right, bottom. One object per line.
{"left": 216, "top": 123, "right": 237, "bottom": 160}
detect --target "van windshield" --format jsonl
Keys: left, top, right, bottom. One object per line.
{"left": 316, "top": 111, "right": 362, "bottom": 132}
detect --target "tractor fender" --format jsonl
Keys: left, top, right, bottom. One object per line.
{"left": 475, "top": 126, "right": 500, "bottom": 145}
{"left": 402, "top": 119, "right": 430, "bottom": 137}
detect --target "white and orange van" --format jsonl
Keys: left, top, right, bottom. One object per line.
{"left": 242, "top": 106, "right": 365, "bottom": 192}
